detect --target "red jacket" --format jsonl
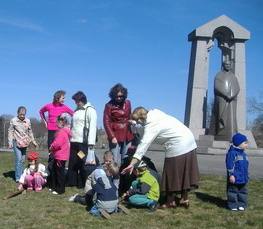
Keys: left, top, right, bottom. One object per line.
{"left": 103, "top": 99, "right": 133, "bottom": 142}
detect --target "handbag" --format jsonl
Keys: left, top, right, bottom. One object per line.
{"left": 83, "top": 106, "right": 90, "bottom": 145}
{"left": 16, "top": 135, "right": 31, "bottom": 148}
{"left": 83, "top": 106, "right": 98, "bottom": 145}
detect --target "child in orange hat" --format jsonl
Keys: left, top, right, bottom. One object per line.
{"left": 18, "top": 152, "right": 48, "bottom": 192}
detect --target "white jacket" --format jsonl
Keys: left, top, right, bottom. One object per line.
{"left": 70, "top": 102, "right": 97, "bottom": 145}
{"left": 19, "top": 163, "right": 48, "bottom": 184}
{"left": 133, "top": 109, "right": 197, "bottom": 160}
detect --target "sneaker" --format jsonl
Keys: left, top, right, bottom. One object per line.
{"left": 238, "top": 207, "right": 245, "bottom": 211}
{"left": 99, "top": 209, "right": 111, "bottom": 219}
{"left": 231, "top": 208, "right": 238, "bottom": 211}
{"left": 52, "top": 191, "right": 58, "bottom": 195}
{"left": 48, "top": 188, "right": 52, "bottom": 192}
{"left": 118, "top": 204, "right": 130, "bottom": 214}
{"left": 27, "top": 187, "right": 33, "bottom": 191}
{"left": 68, "top": 193, "right": 79, "bottom": 202}
{"left": 148, "top": 201, "right": 158, "bottom": 212}
{"left": 35, "top": 187, "right": 42, "bottom": 192}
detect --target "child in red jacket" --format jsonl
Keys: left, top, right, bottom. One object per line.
{"left": 50, "top": 113, "right": 72, "bottom": 194}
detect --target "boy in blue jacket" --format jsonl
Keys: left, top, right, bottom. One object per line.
{"left": 226, "top": 133, "right": 249, "bottom": 211}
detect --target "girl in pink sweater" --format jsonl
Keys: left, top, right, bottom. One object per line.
{"left": 49, "top": 113, "right": 72, "bottom": 194}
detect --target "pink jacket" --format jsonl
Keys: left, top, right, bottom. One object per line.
{"left": 39, "top": 103, "right": 74, "bottom": 130}
{"left": 50, "top": 127, "right": 72, "bottom": 161}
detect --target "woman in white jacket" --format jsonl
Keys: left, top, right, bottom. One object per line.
{"left": 122, "top": 107, "right": 199, "bottom": 208}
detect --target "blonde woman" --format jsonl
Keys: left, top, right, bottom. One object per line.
{"left": 122, "top": 107, "right": 199, "bottom": 208}
{"left": 8, "top": 106, "right": 38, "bottom": 182}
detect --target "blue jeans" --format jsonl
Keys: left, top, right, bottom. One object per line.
{"left": 109, "top": 141, "right": 131, "bottom": 166}
{"left": 227, "top": 183, "right": 248, "bottom": 209}
{"left": 13, "top": 141, "right": 27, "bottom": 182}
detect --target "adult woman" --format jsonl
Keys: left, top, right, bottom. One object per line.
{"left": 122, "top": 107, "right": 199, "bottom": 208}
{"left": 39, "top": 90, "right": 73, "bottom": 149}
{"left": 8, "top": 106, "right": 38, "bottom": 182}
{"left": 103, "top": 83, "right": 133, "bottom": 166}
{"left": 67, "top": 91, "right": 97, "bottom": 188}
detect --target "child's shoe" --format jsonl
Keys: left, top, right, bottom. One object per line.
{"left": 35, "top": 187, "right": 42, "bottom": 192}
{"left": 118, "top": 204, "right": 130, "bottom": 214}
{"left": 99, "top": 209, "right": 111, "bottom": 219}
{"left": 68, "top": 193, "right": 79, "bottom": 202}
{"left": 231, "top": 208, "right": 238, "bottom": 211}
{"left": 52, "top": 191, "right": 58, "bottom": 195}
{"left": 238, "top": 207, "right": 245, "bottom": 211}
{"left": 148, "top": 201, "right": 158, "bottom": 212}
{"left": 27, "top": 187, "right": 33, "bottom": 191}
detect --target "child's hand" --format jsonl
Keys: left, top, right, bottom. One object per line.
{"left": 229, "top": 175, "right": 235, "bottom": 184}
{"left": 17, "top": 183, "right": 24, "bottom": 191}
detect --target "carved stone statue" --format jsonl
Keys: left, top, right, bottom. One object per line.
{"left": 214, "top": 60, "right": 240, "bottom": 141}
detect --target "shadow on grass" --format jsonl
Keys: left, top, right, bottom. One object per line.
{"left": 195, "top": 192, "right": 226, "bottom": 208}
{"left": 3, "top": 170, "right": 15, "bottom": 181}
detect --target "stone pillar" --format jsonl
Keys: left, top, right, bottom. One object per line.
{"left": 184, "top": 39, "right": 210, "bottom": 139}
{"left": 233, "top": 41, "right": 246, "bottom": 130}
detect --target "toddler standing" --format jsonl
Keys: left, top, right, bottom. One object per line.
{"left": 49, "top": 113, "right": 72, "bottom": 194}
{"left": 226, "top": 133, "right": 249, "bottom": 211}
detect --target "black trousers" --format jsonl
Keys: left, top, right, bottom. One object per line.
{"left": 51, "top": 159, "right": 66, "bottom": 194}
{"left": 47, "top": 130, "right": 56, "bottom": 188}
{"left": 66, "top": 142, "right": 89, "bottom": 188}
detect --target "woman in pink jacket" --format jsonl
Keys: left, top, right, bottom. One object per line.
{"left": 39, "top": 90, "right": 73, "bottom": 149}
{"left": 49, "top": 113, "right": 72, "bottom": 195}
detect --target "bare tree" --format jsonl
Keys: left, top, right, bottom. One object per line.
{"left": 248, "top": 92, "right": 263, "bottom": 147}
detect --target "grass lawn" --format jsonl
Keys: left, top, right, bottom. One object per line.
{"left": 0, "top": 152, "right": 262, "bottom": 229}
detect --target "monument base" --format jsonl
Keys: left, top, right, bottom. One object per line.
{"left": 197, "top": 132, "right": 259, "bottom": 155}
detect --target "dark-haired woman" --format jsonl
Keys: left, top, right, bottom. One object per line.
{"left": 103, "top": 83, "right": 133, "bottom": 166}
{"left": 66, "top": 91, "right": 98, "bottom": 188}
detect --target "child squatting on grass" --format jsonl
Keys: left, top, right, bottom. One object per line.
{"left": 123, "top": 160, "right": 160, "bottom": 211}
{"left": 18, "top": 151, "right": 48, "bottom": 192}
{"left": 226, "top": 133, "right": 249, "bottom": 211}
{"left": 69, "top": 151, "right": 125, "bottom": 218}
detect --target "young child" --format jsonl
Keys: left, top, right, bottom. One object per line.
{"left": 226, "top": 133, "right": 249, "bottom": 211}
{"left": 18, "top": 151, "right": 48, "bottom": 192}
{"left": 123, "top": 160, "right": 160, "bottom": 211}
{"left": 69, "top": 151, "right": 121, "bottom": 218}
{"left": 49, "top": 113, "right": 72, "bottom": 194}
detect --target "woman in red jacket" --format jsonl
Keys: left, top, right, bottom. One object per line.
{"left": 103, "top": 83, "right": 133, "bottom": 166}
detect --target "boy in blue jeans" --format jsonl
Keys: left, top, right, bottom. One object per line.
{"left": 123, "top": 160, "right": 160, "bottom": 211}
{"left": 226, "top": 133, "right": 249, "bottom": 211}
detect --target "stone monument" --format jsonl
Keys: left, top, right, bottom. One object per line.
{"left": 184, "top": 15, "right": 257, "bottom": 150}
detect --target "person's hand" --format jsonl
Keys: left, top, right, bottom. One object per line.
{"left": 229, "top": 175, "right": 235, "bottom": 184}
{"left": 8, "top": 143, "right": 13, "bottom": 149}
{"left": 128, "top": 120, "right": 136, "bottom": 125}
{"left": 112, "top": 137, "right": 118, "bottom": 144}
{"left": 32, "top": 141, "right": 38, "bottom": 148}
{"left": 121, "top": 164, "right": 134, "bottom": 175}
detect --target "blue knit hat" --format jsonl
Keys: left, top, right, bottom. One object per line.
{"left": 232, "top": 133, "right": 248, "bottom": 146}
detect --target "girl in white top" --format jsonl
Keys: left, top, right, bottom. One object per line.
{"left": 122, "top": 107, "right": 199, "bottom": 209}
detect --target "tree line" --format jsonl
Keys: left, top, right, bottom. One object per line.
{"left": 0, "top": 115, "right": 108, "bottom": 149}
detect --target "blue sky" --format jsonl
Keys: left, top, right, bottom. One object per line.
{"left": 0, "top": 0, "right": 262, "bottom": 127}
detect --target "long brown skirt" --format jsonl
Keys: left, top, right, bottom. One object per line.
{"left": 161, "top": 150, "right": 199, "bottom": 193}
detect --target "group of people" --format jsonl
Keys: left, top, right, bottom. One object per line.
{"left": 7, "top": 83, "right": 250, "bottom": 217}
